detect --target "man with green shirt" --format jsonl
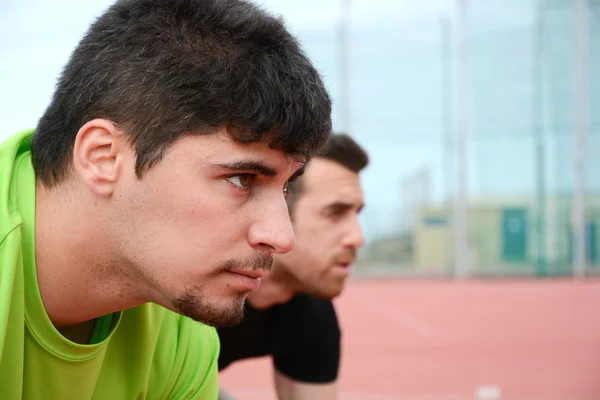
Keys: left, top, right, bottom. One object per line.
{"left": 0, "top": 0, "right": 332, "bottom": 398}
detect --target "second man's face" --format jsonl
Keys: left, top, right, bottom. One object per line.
{"left": 280, "top": 158, "right": 365, "bottom": 299}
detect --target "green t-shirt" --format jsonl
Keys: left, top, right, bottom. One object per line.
{"left": 0, "top": 130, "right": 220, "bottom": 399}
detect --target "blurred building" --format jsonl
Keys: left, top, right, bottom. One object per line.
{"left": 414, "top": 196, "right": 600, "bottom": 276}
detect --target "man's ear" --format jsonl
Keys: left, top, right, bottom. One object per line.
{"left": 73, "top": 119, "right": 124, "bottom": 197}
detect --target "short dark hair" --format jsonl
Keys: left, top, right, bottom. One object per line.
{"left": 31, "top": 0, "right": 332, "bottom": 187}
{"left": 286, "top": 133, "right": 368, "bottom": 212}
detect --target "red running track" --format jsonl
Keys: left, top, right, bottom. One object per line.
{"left": 218, "top": 279, "right": 600, "bottom": 400}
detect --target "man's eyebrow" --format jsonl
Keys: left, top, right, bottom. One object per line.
{"left": 326, "top": 201, "right": 353, "bottom": 210}
{"left": 325, "top": 201, "right": 365, "bottom": 212}
{"left": 215, "top": 161, "right": 277, "bottom": 177}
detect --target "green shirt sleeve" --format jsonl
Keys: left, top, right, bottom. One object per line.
{"left": 161, "top": 316, "right": 221, "bottom": 400}
{"left": 0, "top": 228, "right": 26, "bottom": 400}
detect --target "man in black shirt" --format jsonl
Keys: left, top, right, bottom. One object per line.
{"left": 218, "top": 133, "right": 369, "bottom": 400}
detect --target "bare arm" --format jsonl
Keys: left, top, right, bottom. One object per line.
{"left": 274, "top": 370, "right": 338, "bottom": 400}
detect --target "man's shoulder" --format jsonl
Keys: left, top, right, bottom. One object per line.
{"left": 216, "top": 302, "right": 275, "bottom": 370}
{"left": 114, "top": 303, "right": 218, "bottom": 371}
{"left": 168, "top": 309, "right": 220, "bottom": 375}
{"left": 114, "top": 304, "right": 219, "bottom": 395}
{"left": 282, "top": 294, "right": 338, "bottom": 324}
{"left": 173, "top": 308, "right": 219, "bottom": 346}
{"left": 0, "top": 130, "right": 35, "bottom": 242}
{"left": 271, "top": 295, "right": 342, "bottom": 383}
{"left": 237, "top": 294, "right": 339, "bottom": 340}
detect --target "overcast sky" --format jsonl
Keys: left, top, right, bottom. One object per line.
{"left": 0, "top": 0, "right": 462, "bottom": 141}
{"left": 0, "top": 0, "right": 534, "bottom": 141}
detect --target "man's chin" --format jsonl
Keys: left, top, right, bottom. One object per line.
{"left": 195, "top": 311, "right": 244, "bottom": 327}
{"left": 172, "top": 290, "right": 247, "bottom": 327}
{"left": 311, "top": 285, "right": 345, "bottom": 301}
{"left": 183, "top": 303, "right": 245, "bottom": 327}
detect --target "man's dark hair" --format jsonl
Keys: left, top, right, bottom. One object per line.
{"left": 286, "top": 133, "right": 369, "bottom": 212}
{"left": 31, "top": 0, "right": 332, "bottom": 187}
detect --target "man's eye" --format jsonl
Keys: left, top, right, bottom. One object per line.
{"left": 283, "top": 181, "right": 289, "bottom": 196}
{"left": 226, "top": 174, "right": 254, "bottom": 189}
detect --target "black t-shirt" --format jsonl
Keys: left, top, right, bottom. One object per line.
{"left": 217, "top": 294, "right": 341, "bottom": 384}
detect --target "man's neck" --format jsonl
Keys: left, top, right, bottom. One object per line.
{"left": 246, "top": 261, "right": 298, "bottom": 309}
{"left": 34, "top": 184, "right": 145, "bottom": 329}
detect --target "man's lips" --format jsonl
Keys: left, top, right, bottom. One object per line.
{"left": 227, "top": 268, "right": 266, "bottom": 280}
